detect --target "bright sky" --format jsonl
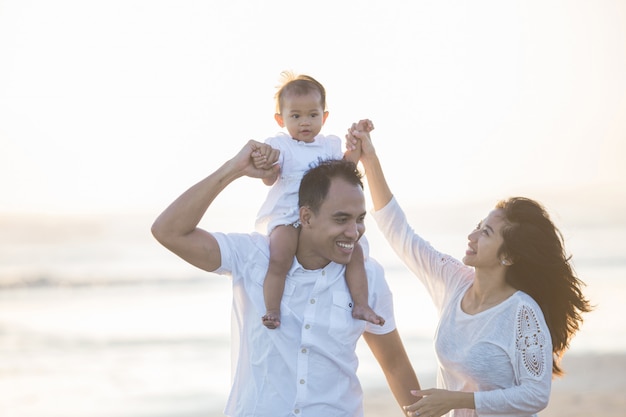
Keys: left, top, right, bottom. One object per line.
{"left": 1, "top": 0, "right": 625, "bottom": 216}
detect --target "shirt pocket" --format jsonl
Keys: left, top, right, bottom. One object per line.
{"left": 329, "top": 291, "right": 365, "bottom": 345}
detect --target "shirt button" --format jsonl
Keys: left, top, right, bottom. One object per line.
{"left": 310, "top": 299, "right": 316, "bottom": 304}
{"left": 322, "top": 270, "right": 326, "bottom": 276}
{"left": 304, "top": 324, "right": 311, "bottom": 330}
{"left": 301, "top": 348, "right": 307, "bottom": 354}
{"left": 300, "top": 379, "right": 305, "bottom": 384}
{"left": 294, "top": 409, "right": 300, "bottom": 414}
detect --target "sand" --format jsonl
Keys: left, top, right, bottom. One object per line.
{"left": 363, "top": 352, "right": 625, "bottom": 416}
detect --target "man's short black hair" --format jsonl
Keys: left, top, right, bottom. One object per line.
{"left": 298, "top": 158, "right": 364, "bottom": 213}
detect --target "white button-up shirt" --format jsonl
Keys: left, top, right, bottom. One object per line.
{"left": 213, "top": 231, "right": 396, "bottom": 417}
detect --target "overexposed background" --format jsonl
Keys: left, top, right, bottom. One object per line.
{"left": 1, "top": 1, "right": 625, "bottom": 417}
{"left": 1, "top": 0, "right": 625, "bottom": 217}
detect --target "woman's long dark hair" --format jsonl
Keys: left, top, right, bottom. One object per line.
{"left": 496, "top": 197, "right": 592, "bottom": 376}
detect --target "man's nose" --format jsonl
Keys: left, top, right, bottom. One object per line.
{"left": 345, "top": 222, "right": 360, "bottom": 239}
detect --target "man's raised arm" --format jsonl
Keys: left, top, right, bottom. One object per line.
{"left": 151, "top": 140, "right": 279, "bottom": 272}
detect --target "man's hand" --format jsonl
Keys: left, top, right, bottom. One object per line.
{"left": 152, "top": 139, "right": 280, "bottom": 273}
{"left": 403, "top": 388, "right": 474, "bottom": 417}
{"left": 250, "top": 141, "right": 279, "bottom": 169}
{"left": 236, "top": 140, "right": 280, "bottom": 179}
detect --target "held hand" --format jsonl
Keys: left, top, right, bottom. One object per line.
{"left": 251, "top": 150, "right": 267, "bottom": 169}
{"left": 345, "top": 119, "right": 371, "bottom": 152}
{"left": 345, "top": 119, "right": 376, "bottom": 157}
{"left": 251, "top": 141, "right": 279, "bottom": 170}
{"left": 357, "top": 118, "right": 375, "bottom": 133}
{"left": 235, "top": 140, "right": 280, "bottom": 180}
{"left": 403, "top": 389, "right": 469, "bottom": 417}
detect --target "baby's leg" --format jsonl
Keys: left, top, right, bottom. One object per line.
{"left": 346, "top": 242, "right": 385, "bottom": 326}
{"left": 263, "top": 224, "right": 299, "bottom": 329}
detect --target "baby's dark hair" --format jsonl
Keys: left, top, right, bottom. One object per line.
{"left": 298, "top": 159, "right": 363, "bottom": 213}
{"left": 274, "top": 71, "right": 327, "bottom": 114}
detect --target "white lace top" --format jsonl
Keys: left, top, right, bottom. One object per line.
{"left": 372, "top": 197, "right": 552, "bottom": 417}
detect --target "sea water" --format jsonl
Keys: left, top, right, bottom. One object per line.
{"left": 1, "top": 210, "right": 624, "bottom": 417}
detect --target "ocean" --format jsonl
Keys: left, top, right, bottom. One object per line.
{"left": 1, "top": 206, "right": 624, "bottom": 417}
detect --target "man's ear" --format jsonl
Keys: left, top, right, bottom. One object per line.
{"left": 299, "top": 206, "right": 312, "bottom": 227}
{"left": 322, "top": 111, "right": 329, "bottom": 124}
{"left": 274, "top": 113, "right": 285, "bottom": 128}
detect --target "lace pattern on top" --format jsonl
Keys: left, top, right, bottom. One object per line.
{"left": 515, "top": 304, "right": 547, "bottom": 378}
{"left": 438, "top": 253, "right": 451, "bottom": 264}
{"left": 437, "top": 252, "right": 462, "bottom": 267}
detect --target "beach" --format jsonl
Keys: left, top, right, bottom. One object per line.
{"left": 1, "top": 272, "right": 623, "bottom": 417}
{"left": 2, "top": 0, "right": 625, "bottom": 415}
{"left": 1, "top": 211, "right": 624, "bottom": 417}
{"left": 363, "top": 353, "right": 626, "bottom": 416}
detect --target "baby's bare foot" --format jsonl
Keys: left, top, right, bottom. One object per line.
{"left": 262, "top": 310, "right": 281, "bottom": 329}
{"left": 352, "top": 304, "right": 385, "bottom": 326}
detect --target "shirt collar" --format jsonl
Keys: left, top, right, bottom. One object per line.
{"left": 289, "top": 257, "right": 344, "bottom": 277}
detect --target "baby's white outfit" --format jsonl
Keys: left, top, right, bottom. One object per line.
{"left": 255, "top": 132, "right": 343, "bottom": 234}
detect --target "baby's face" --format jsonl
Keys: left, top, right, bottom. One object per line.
{"left": 276, "top": 91, "right": 327, "bottom": 142}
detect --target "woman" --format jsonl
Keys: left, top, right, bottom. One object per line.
{"left": 347, "top": 121, "right": 592, "bottom": 417}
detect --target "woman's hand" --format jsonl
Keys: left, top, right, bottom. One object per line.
{"left": 346, "top": 119, "right": 376, "bottom": 157}
{"left": 403, "top": 388, "right": 474, "bottom": 417}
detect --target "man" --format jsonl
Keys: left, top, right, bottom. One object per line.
{"left": 151, "top": 140, "right": 419, "bottom": 416}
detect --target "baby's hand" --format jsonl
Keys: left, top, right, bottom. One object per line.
{"left": 250, "top": 148, "right": 266, "bottom": 169}
{"left": 251, "top": 149, "right": 267, "bottom": 169}
{"left": 250, "top": 143, "right": 277, "bottom": 170}
{"left": 356, "top": 119, "right": 374, "bottom": 133}
{"left": 345, "top": 119, "right": 374, "bottom": 152}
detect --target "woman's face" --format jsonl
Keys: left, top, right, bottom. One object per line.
{"left": 463, "top": 208, "right": 509, "bottom": 269}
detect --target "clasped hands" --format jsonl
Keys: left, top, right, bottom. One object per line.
{"left": 231, "top": 140, "right": 280, "bottom": 180}
{"left": 243, "top": 118, "right": 374, "bottom": 179}
{"left": 403, "top": 388, "right": 469, "bottom": 417}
